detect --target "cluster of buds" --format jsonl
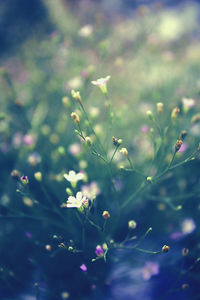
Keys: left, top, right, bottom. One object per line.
{"left": 171, "top": 107, "right": 180, "bottom": 120}
{"left": 175, "top": 140, "right": 183, "bottom": 152}
{"left": 71, "top": 90, "right": 81, "bottom": 104}
{"left": 71, "top": 112, "right": 80, "bottom": 124}
{"left": 157, "top": 102, "right": 164, "bottom": 114}
{"left": 112, "top": 136, "right": 122, "bottom": 147}
{"left": 120, "top": 147, "right": 128, "bottom": 156}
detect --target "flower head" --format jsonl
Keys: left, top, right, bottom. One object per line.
{"left": 91, "top": 75, "right": 111, "bottom": 94}
{"left": 80, "top": 263, "right": 87, "bottom": 272}
{"left": 182, "top": 97, "right": 195, "bottom": 112}
{"left": 95, "top": 245, "right": 104, "bottom": 257}
{"left": 62, "top": 192, "right": 88, "bottom": 208}
{"left": 64, "top": 170, "right": 84, "bottom": 188}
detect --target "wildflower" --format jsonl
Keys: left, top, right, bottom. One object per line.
{"left": 34, "top": 172, "right": 42, "bottom": 182}
{"left": 62, "top": 192, "right": 88, "bottom": 209}
{"left": 182, "top": 97, "right": 195, "bottom": 112}
{"left": 21, "top": 175, "right": 29, "bottom": 184}
{"left": 68, "top": 143, "right": 81, "bottom": 156}
{"left": 23, "top": 134, "right": 35, "bottom": 146}
{"left": 71, "top": 112, "right": 80, "bottom": 124}
{"left": 141, "top": 125, "right": 149, "bottom": 134}
{"left": 45, "top": 245, "right": 51, "bottom": 251}
{"left": 141, "top": 261, "right": 159, "bottom": 280}
{"left": 157, "top": 102, "right": 164, "bottom": 114}
{"left": 78, "top": 24, "right": 93, "bottom": 37}
{"left": 71, "top": 90, "right": 82, "bottom": 104}
{"left": 146, "top": 176, "right": 153, "bottom": 183}
{"left": 67, "top": 77, "right": 82, "bottom": 90}
{"left": 80, "top": 264, "right": 87, "bottom": 272}
{"left": 171, "top": 107, "right": 180, "bottom": 120}
{"left": 102, "top": 211, "right": 111, "bottom": 219}
{"left": 62, "top": 96, "right": 70, "bottom": 107}
{"left": 128, "top": 220, "right": 137, "bottom": 230}
{"left": 10, "top": 169, "right": 20, "bottom": 180}
{"left": 174, "top": 140, "right": 183, "bottom": 152}
{"left": 95, "top": 245, "right": 104, "bottom": 257}
{"left": 23, "top": 197, "right": 33, "bottom": 207}
{"left": 28, "top": 152, "right": 41, "bottom": 166}
{"left": 181, "top": 218, "right": 196, "bottom": 234}
{"left": 64, "top": 170, "right": 84, "bottom": 188}
{"left": 81, "top": 182, "right": 100, "bottom": 200}
{"left": 91, "top": 75, "right": 111, "bottom": 94}
{"left": 162, "top": 245, "right": 170, "bottom": 253}
{"left": 120, "top": 148, "right": 128, "bottom": 157}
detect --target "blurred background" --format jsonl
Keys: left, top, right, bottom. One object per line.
{"left": 1, "top": 0, "right": 200, "bottom": 299}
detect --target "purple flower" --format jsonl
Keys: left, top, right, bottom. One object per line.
{"left": 141, "top": 261, "right": 159, "bottom": 280}
{"left": 23, "top": 134, "right": 35, "bottom": 146}
{"left": 141, "top": 125, "right": 149, "bottom": 134}
{"left": 95, "top": 245, "right": 104, "bottom": 257}
{"left": 80, "top": 264, "right": 87, "bottom": 272}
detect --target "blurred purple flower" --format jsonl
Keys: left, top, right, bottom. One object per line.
{"left": 141, "top": 125, "right": 149, "bottom": 134}
{"left": 80, "top": 264, "right": 87, "bottom": 272}
{"left": 23, "top": 134, "right": 35, "bottom": 146}
{"left": 141, "top": 261, "right": 159, "bottom": 280}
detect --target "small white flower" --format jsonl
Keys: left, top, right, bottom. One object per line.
{"left": 182, "top": 98, "right": 195, "bottom": 112}
{"left": 91, "top": 75, "right": 111, "bottom": 94}
{"left": 66, "top": 192, "right": 87, "bottom": 208}
{"left": 64, "top": 170, "right": 84, "bottom": 184}
{"left": 78, "top": 24, "right": 93, "bottom": 37}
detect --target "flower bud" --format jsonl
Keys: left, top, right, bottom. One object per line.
{"left": 171, "top": 107, "right": 180, "bottom": 120}
{"left": 182, "top": 283, "right": 189, "bottom": 289}
{"left": 62, "top": 96, "right": 70, "bottom": 107}
{"left": 175, "top": 140, "right": 183, "bottom": 152}
{"left": 147, "top": 176, "right": 153, "bottom": 183}
{"left": 157, "top": 102, "right": 163, "bottom": 114}
{"left": 45, "top": 244, "right": 51, "bottom": 251}
{"left": 162, "top": 245, "right": 170, "bottom": 253}
{"left": 71, "top": 112, "right": 80, "bottom": 124}
{"left": 10, "top": 170, "right": 20, "bottom": 180}
{"left": 146, "top": 110, "right": 154, "bottom": 121}
{"left": 128, "top": 220, "right": 137, "bottom": 230}
{"left": 180, "top": 130, "right": 187, "bottom": 141}
{"left": 102, "top": 210, "right": 110, "bottom": 219}
{"left": 112, "top": 136, "right": 122, "bottom": 147}
{"left": 85, "top": 136, "right": 92, "bottom": 147}
{"left": 95, "top": 245, "right": 104, "bottom": 257}
{"left": 71, "top": 90, "right": 81, "bottom": 104}
{"left": 182, "top": 248, "right": 189, "bottom": 256}
{"left": 120, "top": 147, "right": 128, "bottom": 156}
{"left": 21, "top": 175, "right": 29, "bottom": 185}
{"left": 34, "top": 172, "right": 42, "bottom": 182}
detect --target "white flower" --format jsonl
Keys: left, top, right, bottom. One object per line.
{"left": 64, "top": 170, "right": 84, "bottom": 184}
{"left": 182, "top": 98, "right": 195, "bottom": 112}
{"left": 66, "top": 192, "right": 87, "bottom": 208}
{"left": 78, "top": 24, "right": 93, "bottom": 37}
{"left": 91, "top": 75, "right": 111, "bottom": 94}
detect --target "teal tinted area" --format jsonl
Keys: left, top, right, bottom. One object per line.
{"left": 0, "top": 1, "right": 200, "bottom": 299}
